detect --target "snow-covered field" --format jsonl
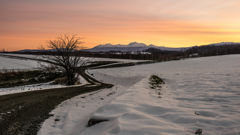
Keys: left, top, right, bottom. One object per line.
{"left": 0, "top": 53, "right": 38, "bottom": 58}
{"left": 0, "top": 53, "right": 145, "bottom": 96}
{"left": 91, "top": 57, "right": 148, "bottom": 63}
{"left": 38, "top": 55, "right": 240, "bottom": 135}
{"left": 0, "top": 53, "right": 148, "bottom": 65}
{"left": 0, "top": 55, "right": 40, "bottom": 70}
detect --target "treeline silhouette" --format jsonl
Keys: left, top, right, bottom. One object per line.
{"left": 186, "top": 44, "right": 240, "bottom": 56}
{"left": 79, "top": 44, "right": 240, "bottom": 61}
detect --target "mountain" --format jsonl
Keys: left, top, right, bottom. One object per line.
{"left": 86, "top": 42, "right": 189, "bottom": 52}
{"left": 16, "top": 49, "right": 42, "bottom": 53}
{"left": 15, "top": 42, "right": 240, "bottom": 53}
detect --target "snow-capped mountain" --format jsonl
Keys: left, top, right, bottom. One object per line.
{"left": 15, "top": 42, "right": 240, "bottom": 53}
{"left": 86, "top": 42, "right": 189, "bottom": 52}
{"left": 95, "top": 42, "right": 147, "bottom": 48}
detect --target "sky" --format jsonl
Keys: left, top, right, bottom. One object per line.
{"left": 1, "top": 0, "right": 240, "bottom": 51}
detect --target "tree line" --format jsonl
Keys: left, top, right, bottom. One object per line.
{"left": 77, "top": 44, "right": 240, "bottom": 61}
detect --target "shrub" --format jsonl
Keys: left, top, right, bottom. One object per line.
{"left": 149, "top": 75, "right": 164, "bottom": 89}
{"left": 51, "top": 76, "right": 68, "bottom": 85}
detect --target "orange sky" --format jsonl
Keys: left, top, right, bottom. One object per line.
{"left": 1, "top": 0, "right": 240, "bottom": 51}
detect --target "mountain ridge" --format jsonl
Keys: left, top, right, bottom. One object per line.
{"left": 14, "top": 42, "right": 240, "bottom": 53}
{"left": 86, "top": 42, "right": 189, "bottom": 52}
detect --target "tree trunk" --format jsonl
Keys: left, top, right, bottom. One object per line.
{"left": 67, "top": 72, "right": 71, "bottom": 85}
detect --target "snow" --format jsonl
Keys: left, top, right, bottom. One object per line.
{"left": 38, "top": 72, "right": 144, "bottom": 135}
{"left": 0, "top": 74, "right": 88, "bottom": 96}
{"left": 91, "top": 57, "right": 148, "bottom": 63}
{"left": 0, "top": 54, "right": 146, "bottom": 69}
{"left": 0, "top": 55, "right": 40, "bottom": 70}
{"left": 37, "top": 86, "right": 122, "bottom": 135}
{"left": 0, "top": 53, "right": 38, "bottom": 58}
{"left": 0, "top": 82, "right": 63, "bottom": 96}
{"left": 38, "top": 55, "right": 240, "bottom": 135}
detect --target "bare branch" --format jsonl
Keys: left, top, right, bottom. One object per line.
{"left": 39, "top": 34, "right": 89, "bottom": 85}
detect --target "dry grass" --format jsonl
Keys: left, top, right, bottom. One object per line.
{"left": 0, "top": 69, "right": 63, "bottom": 88}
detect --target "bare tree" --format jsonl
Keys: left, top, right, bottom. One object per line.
{"left": 39, "top": 34, "right": 89, "bottom": 85}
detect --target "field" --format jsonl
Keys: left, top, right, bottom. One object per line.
{"left": 0, "top": 54, "right": 239, "bottom": 134}
{"left": 0, "top": 55, "right": 39, "bottom": 70}
{"left": 37, "top": 55, "right": 240, "bottom": 135}
{"left": 0, "top": 53, "right": 147, "bottom": 69}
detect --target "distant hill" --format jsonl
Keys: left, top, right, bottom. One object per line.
{"left": 85, "top": 42, "right": 190, "bottom": 52}
{"left": 16, "top": 49, "right": 42, "bottom": 53}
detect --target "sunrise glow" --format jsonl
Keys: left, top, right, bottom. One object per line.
{"left": 1, "top": 0, "right": 240, "bottom": 51}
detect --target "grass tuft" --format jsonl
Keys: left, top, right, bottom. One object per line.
{"left": 149, "top": 75, "right": 164, "bottom": 89}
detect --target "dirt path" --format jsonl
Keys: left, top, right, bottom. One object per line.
{"left": 0, "top": 70, "right": 113, "bottom": 135}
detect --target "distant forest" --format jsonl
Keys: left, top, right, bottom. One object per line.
{"left": 3, "top": 44, "right": 240, "bottom": 61}
{"left": 81, "top": 44, "right": 240, "bottom": 61}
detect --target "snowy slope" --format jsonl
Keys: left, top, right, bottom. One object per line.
{"left": 38, "top": 55, "right": 240, "bottom": 135}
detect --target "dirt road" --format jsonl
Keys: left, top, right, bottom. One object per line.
{"left": 0, "top": 70, "right": 113, "bottom": 135}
